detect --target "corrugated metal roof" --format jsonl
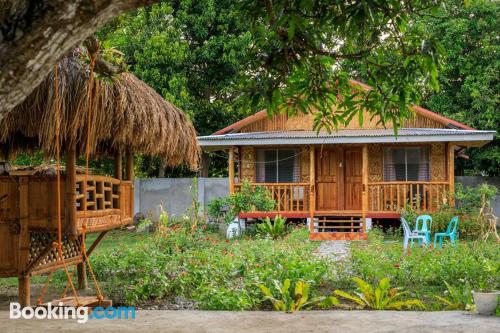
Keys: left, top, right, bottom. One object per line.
{"left": 198, "top": 128, "right": 495, "bottom": 147}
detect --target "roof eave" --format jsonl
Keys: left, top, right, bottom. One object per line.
{"left": 199, "top": 132, "right": 495, "bottom": 148}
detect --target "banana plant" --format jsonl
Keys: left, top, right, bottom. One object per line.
{"left": 259, "top": 279, "right": 338, "bottom": 312}
{"left": 334, "top": 277, "right": 425, "bottom": 310}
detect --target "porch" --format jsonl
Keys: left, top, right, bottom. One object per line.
{"left": 228, "top": 143, "right": 455, "bottom": 241}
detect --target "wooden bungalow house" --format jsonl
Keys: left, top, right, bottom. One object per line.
{"left": 198, "top": 82, "right": 495, "bottom": 241}
{"left": 0, "top": 55, "right": 199, "bottom": 306}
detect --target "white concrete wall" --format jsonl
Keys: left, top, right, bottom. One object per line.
{"left": 134, "top": 177, "right": 229, "bottom": 220}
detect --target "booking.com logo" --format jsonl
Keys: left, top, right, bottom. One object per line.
{"left": 10, "top": 302, "right": 136, "bottom": 324}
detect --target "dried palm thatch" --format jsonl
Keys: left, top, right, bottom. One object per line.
{"left": 0, "top": 56, "right": 200, "bottom": 169}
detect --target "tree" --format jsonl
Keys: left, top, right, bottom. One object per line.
{"left": 0, "top": 0, "right": 159, "bottom": 116}
{"left": 98, "top": 0, "right": 255, "bottom": 176}
{"left": 239, "top": 0, "right": 444, "bottom": 131}
{"left": 1, "top": 0, "right": 444, "bottom": 131}
{"left": 421, "top": 0, "right": 499, "bottom": 175}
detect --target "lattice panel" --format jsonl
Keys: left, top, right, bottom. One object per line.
{"left": 28, "top": 231, "right": 82, "bottom": 268}
{"left": 431, "top": 143, "right": 446, "bottom": 181}
{"left": 240, "top": 147, "right": 255, "bottom": 181}
{"left": 300, "top": 146, "right": 310, "bottom": 183}
{"left": 368, "top": 145, "right": 383, "bottom": 182}
{"left": 76, "top": 178, "right": 120, "bottom": 212}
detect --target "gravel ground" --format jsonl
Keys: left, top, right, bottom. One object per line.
{"left": 315, "top": 241, "right": 351, "bottom": 262}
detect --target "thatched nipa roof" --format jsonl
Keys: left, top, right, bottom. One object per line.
{"left": 0, "top": 56, "right": 200, "bottom": 169}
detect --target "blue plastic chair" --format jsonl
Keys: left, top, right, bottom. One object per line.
{"left": 412, "top": 215, "right": 432, "bottom": 245}
{"left": 434, "top": 217, "right": 459, "bottom": 248}
{"left": 401, "top": 218, "right": 427, "bottom": 250}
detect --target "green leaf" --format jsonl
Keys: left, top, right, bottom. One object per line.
{"left": 334, "top": 290, "right": 366, "bottom": 307}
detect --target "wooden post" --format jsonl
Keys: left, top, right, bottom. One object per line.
{"left": 309, "top": 146, "right": 315, "bottom": 233}
{"left": 114, "top": 150, "right": 123, "bottom": 180}
{"left": 228, "top": 147, "right": 235, "bottom": 194}
{"left": 126, "top": 150, "right": 135, "bottom": 219}
{"left": 200, "top": 152, "right": 210, "bottom": 178}
{"left": 66, "top": 146, "right": 78, "bottom": 236}
{"left": 362, "top": 144, "right": 369, "bottom": 233}
{"left": 126, "top": 150, "right": 134, "bottom": 181}
{"left": 448, "top": 143, "right": 455, "bottom": 208}
{"left": 18, "top": 177, "right": 30, "bottom": 306}
{"left": 18, "top": 276, "right": 30, "bottom": 307}
{"left": 77, "top": 259, "right": 88, "bottom": 290}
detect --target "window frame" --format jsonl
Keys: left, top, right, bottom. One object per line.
{"left": 255, "top": 148, "right": 300, "bottom": 183}
{"left": 382, "top": 145, "right": 431, "bottom": 182}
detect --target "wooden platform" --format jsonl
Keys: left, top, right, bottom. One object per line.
{"left": 309, "top": 232, "right": 367, "bottom": 241}
{"left": 239, "top": 212, "right": 309, "bottom": 219}
{"left": 46, "top": 296, "right": 112, "bottom": 308}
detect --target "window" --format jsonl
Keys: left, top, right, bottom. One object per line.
{"left": 383, "top": 147, "right": 429, "bottom": 181}
{"left": 256, "top": 149, "right": 300, "bottom": 183}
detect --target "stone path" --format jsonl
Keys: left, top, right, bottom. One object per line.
{"left": 315, "top": 240, "right": 351, "bottom": 262}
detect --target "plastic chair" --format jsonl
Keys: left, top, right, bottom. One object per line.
{"left": 401, "top": 217, "right": 427, "bottom": 250}
{"left": 412, "top": 215, "right": 432, "bottom": 245}
{"left": 434, "top": 217, "right": 459, "bottom": 248}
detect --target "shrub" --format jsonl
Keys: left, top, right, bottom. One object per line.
{"left": 434, "top": 281, "right": 473, "bottom": 310}
{"left": 257, "top": 215, "right": 287, "bottom": 239}
{"left": 207, "top": 180, "right": 276, "bottom": 224}
{"left": 92, "top": 226, "right": 329, "bottom": 309}
{"left": 401, "top": 205, "right": 481, "bottom": 239}
{"left": 455, "top": 183, "right": 498, "bottom": 215}
{"left": 350, "top": 239, "right": 500, "bottom": 299}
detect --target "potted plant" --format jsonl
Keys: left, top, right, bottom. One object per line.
{"left": 473, "top": 287, "right": 500, "bottom": 315}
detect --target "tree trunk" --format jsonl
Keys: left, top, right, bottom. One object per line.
{"left": 0, "top": 0, "right": 159, "bottom": 117}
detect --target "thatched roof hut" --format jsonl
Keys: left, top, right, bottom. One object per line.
{"left": 0, "top": 55, "right": 200, "bottom": 169}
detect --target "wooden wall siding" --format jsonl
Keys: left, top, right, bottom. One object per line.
{"left": 240, "top": 147, "right": 255, "bottom": 182}
{"left": 430, "top": 143, "right": 446, "bottom": 181}
{"left": 368, "top": 145, "right": 383, "bottom": 182}
{"left": 0, "top": 222, "right": 17, "bottom": 275}
{"left": 238, "top": 110, "right": 444, "bottom": 133}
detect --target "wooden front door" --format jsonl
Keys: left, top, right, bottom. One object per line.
{"left": 316, "top": 148, "right": 341, "bottom": 210}
{"left": 344, "top": 148, "right": 363, "bottom": 210}
{"left": 315, "top": 147, "right": 362, "bottom": 211}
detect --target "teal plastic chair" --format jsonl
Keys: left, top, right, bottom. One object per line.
{"left": 434, "top": 217, "right": 459, "bottom": 248}
{"left": 412, "top": 215, "right": 432, "bottom": 245}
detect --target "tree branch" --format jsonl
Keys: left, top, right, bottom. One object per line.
{"left": 0, "top": 0, "right": 159, "bottom": 117}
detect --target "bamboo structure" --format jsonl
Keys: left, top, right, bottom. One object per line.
{"left": 0, "top": 55, "right": 199, "bottom": 306}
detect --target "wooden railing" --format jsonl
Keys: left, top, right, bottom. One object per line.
{"left": 234, "top": 182, "right": 310, "bottom": 212}
{"left": 75, "top": 175, "right": 133, "bottom": 232}
{"left": 367, "top": 181, "right": 450, "bottom": 212}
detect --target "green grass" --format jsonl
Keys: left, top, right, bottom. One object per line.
{"left": 1, "top": 226, "right": 498, "bottom": 312}
{"left": 85, "top": 230, "right": 151, "bottom": 254}
{"left": 90, "top": 226, "right": 329, "bottom": 309}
